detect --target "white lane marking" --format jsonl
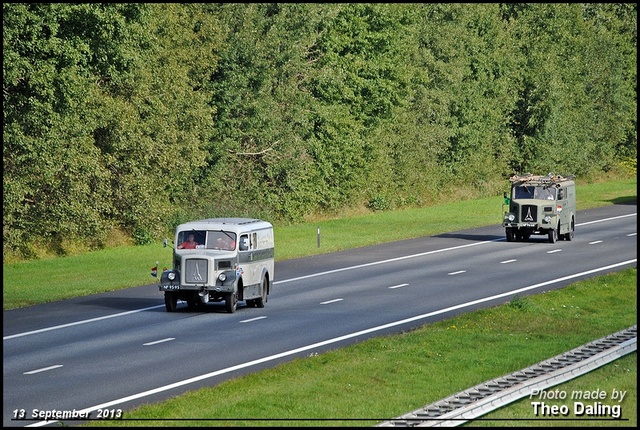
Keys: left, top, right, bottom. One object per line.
{"left": 547, "top": 249, "right": 562, "bottom": 254}
{"left": 501, "top": 259, "right": 517, "bottom": 264}
{"left": 240, "top": 316, "right": 267, "bottom": 323}
{"left": 589, "top": 240, "right": 603, "bottom": 245}
{"left": 448, "top": 270, "right": 466, "bottom": 275}
{"left": 628, "top": 233, "right": 637, "bottom": 237}
{"left": 27, "top": 258, "right": 637, "bottom": 427}
{"left": 320, "top": 299, "right": 343, "bottom": 305}
{"left": 6, "top": 212, "right": 636, "bottom": 341}
{"left": 578, "top": 213, "right": 636, "bottom": 225}
{"left": 23, "top": 365, "right": 63, "bottom": 375}
{"left": 275, "top": 239, "right": 499, "bottom": 285}
{"left": 3, "top": 305, "right": 165, "bottom": 340}
{"left": 389, "top": 283, "right": 408, "bottom": 289}
{"left": 143, "top": 338, "right": 175, "bottom": 346}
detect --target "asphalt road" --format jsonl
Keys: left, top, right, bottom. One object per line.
{"left": 3, "top": 203, "right": 637, "bottom": 427}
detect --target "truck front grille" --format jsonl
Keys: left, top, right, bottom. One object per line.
{"left": 185, "top": 259, "right": 208, "bottom": 283}
{"left": 521, "top": 205, "right": 538, "bottom": 222}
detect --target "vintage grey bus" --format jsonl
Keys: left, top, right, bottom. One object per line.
{"left": 158, "top": 218, "right": 274, "bottom": 313}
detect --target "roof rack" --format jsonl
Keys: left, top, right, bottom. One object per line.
{"left": 509, "top": 173, "right": 575, "bottom": 184}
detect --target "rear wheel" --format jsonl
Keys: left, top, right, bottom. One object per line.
{"left": 164, "top": 292, "right": 177, "bottom": 312}
{"left": 255, "top": 277, "right": 268, "bottom": 308}
{"left": 565, "top": 219, "right": 575, "bottom": 241}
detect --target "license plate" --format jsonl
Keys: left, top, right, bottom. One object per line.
{"left": 162, "top": 285, "right": 180, "bottom": 290}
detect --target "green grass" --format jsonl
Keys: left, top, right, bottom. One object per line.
{"left": 81, "top": 268, "right": 636, "bottom": 427}
{"left": 3, "top": 177, "right": 636, "bottom": 310}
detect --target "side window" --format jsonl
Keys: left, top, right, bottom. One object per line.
{"left": 251, "top": 233, "right": 257, "bottom": 250}
{"left": 239, "top": 234, "right": 249, "bottom": 251}
{"left": 558, "top": 188, "right": 564, "bottom": 200}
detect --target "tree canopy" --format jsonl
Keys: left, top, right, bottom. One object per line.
{"left": 3, "top": 3, "right": 636, "bottom": 259}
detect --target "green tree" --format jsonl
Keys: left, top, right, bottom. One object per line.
{"left": 3, "top": 3, "right": 132, "bottom": 256}
{"left": 385, "top": 4, "right": 521, "bottom": 199}
{"left": 504, "top": 3, "right": 636, "bottom": 177}
{"left": 3, "top": 3, "right": 636, "bottom": 258}
{"left": 91, "top": 3, "right": 221, "bottom": 241}
{"left": 304, "top": 3, "right": 414, "bottom": 212}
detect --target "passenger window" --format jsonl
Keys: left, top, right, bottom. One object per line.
{"left": 239, "top": 234, "right": 249, "bottom": 251}
{"left": 558, "top": 189, "right": 564, "bottom": 200}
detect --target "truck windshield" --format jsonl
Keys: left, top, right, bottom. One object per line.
{"left": 514, "top": 186, "right": 556, "bottom": 200}
{"left": 206, "top": 231, "right": 237, "bottom": 250}
{"left": 176, "top": 230, "right": 206, "bottom": 249}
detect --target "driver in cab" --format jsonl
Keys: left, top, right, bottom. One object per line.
{"left": 177, "top": 234, "right": 199, "bottom": 249}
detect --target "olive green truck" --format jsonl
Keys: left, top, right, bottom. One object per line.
{"left": 502, "top": 173, "right": 576, "bottom": 243}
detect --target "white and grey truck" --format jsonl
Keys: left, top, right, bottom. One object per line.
{"left": 156, "top": 218, "right": 274, "bottom": 313}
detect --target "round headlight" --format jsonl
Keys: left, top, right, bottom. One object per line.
{"left": 167, "top": 272, "right": 176, "bottom": 281}
{"left": 507, "top": 213, "right": 515, "bottom": 222}
{"left": 543, "top": 215, "right": 551, "bottom": 223}
{"left": 218, "top": 273, "right": 227, "bottom": 282}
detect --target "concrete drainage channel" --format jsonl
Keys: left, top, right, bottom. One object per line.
{"left": 376, "top": 325, "right": 637, "bottom": 427}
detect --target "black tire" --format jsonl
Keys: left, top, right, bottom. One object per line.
{"left": 548, "top": 226, "right": 557, "bottom": 243}
{"left": 164, "top": 292, "right": 177, "bottom": 312}
{"left": 505, "top": 229, "right": 515, "bottom": 242}
{"left": 255, "top": 277, "right": 268, "bottom": 308}
{"left": 225, "top": 291, "right": 238, "bottom": 313}
{"left": 565, "top": 219, "right": 575, "bottom": 241}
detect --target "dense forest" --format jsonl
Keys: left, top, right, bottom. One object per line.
{"left": 3, "top": 3, "right": 637, "bottom": 260}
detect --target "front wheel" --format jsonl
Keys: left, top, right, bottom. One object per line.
{"left": 548, "top": 226, "right": 558, "bottom": 243}
{"left": 225, "top": 291, "right": 238, "bottom": 313}
{"left": 505, "top": 229, "right": 515, "bottom": 242}
{"left": 164, "top": 292, "right": 177, "bottom": 312}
